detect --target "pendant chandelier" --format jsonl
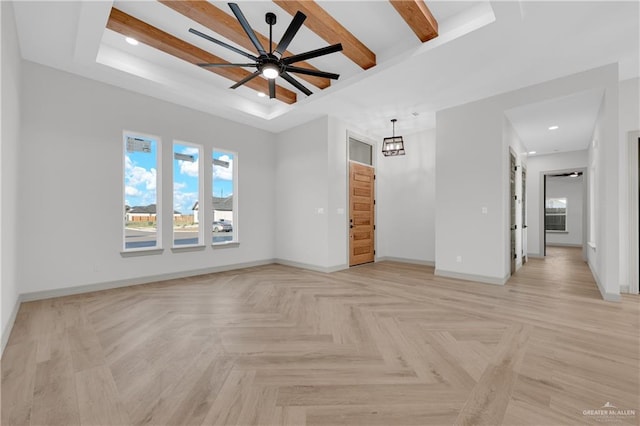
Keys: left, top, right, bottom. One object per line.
{"left": 382, "top": 118, "right": 405, "bottom": 156}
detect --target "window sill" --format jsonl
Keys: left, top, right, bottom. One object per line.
{"left": 212, "top": 241, "right": 240, "bottom": 248}
{"left": 171, "top": 245, "right": 206, "bottom": 253}
{"left": 546, "top": 230, "right": 568, "bottom": 234}
{"left": 120, "top": 248, "right": 164, "bottom": 257}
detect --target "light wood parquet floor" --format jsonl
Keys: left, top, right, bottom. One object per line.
{"left": 2, "top": 247, "right": 639, "bottom": 425}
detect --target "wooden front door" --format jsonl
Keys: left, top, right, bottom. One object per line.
{"left": 349, "top": 161, "right": 375, "bottom": 266}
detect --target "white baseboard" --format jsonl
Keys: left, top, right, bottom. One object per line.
{"left": 546, "top": 243, "right": 583, "bottom": 248}
{"left": 376, "top": 257, "right": 435, "bottom": 267}
{"left": 20, "top": 259, "right": 277, "bottom": 303}
{"left": 620, "top": 285, "right": 630, "bottom": 294}
{"left": 587, "top": 261, "right": 620, "bottom": 302}
{"left": 527, "top": 253, "right": 544, "bottom": 259}
{"left": 434, "top": 269, "right": 509, "bottom": 285}
{"left": 2, "top": 294, "right": 23, "bottom": 357}
{"left": 274, "top": 259, "right": 348, "bottom": 273}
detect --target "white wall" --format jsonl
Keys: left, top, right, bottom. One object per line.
{"left": 586, "top": 81, "right": 621, "bottom": 301}
{"left": 326, "top": 116, "right": 350, "bottom": 269}
{"left": 618, "top": 77, "right": 640, "bottom": 292}
{"left": 376, "top": 128, "right": 436, "bottom": 264}
{"left": 526, "top": 150, "right": 588, "bottom": 257}
{"left": 546, "top": 175, "right": 584, "bottom": 246}
{"left": 436, "top": 64, "right": 618, "bottom": 290}
{"left": 1, "top": 1, "right": 22, "bottom": 351}
{"left": 275, "top": 117, "right": 330, "bottom": 269}
{"left": 274, "top": 115, "right": 352, "bottom": 271}
{"left": 436, "top": 99, "right": 506, "bottom": 283}
{"left": 18, "top": 62, "right": 276, "bottom": 295}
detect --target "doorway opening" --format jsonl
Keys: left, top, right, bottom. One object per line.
{"left": 542, "top": 169, "right": 587, "bottom": 260}
{"left": 510, "top": 151, "right": 517, "bottom": 275}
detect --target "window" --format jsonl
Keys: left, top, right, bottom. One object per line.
{"left": 124, "top": 133, "right": 160, "bottom": 250}
{"left": 212, "top": 150, "right": 236, "bottom": 243}
{"left": 545, "top": 197, "right": 567, "bottom": 231}
{"left": 349, "top": 137, "right": 373, "bottom": 165}
{"left": 173, "top": 142, "right": 202, "bottom": 246}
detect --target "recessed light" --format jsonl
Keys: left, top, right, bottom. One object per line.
{"left": 257, "top": 92, "right": 266, "bottom": 98}
{"left": 528, "top": 151, "right": 536, "bottom": 155}
{"left": 125, "top": 37, "right": 139, "bottom": 46}
{"left": 548, "top": 125, "right": 559, "bottom": 130}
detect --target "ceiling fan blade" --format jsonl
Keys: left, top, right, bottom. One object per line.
{"left": 197, "top": 63, "right": 257, "bottom": 68}
{"left": 281, "top": 72, "right": 313, "bottom": 96}
{"left": 282, "top": 43, "right": 343, "bottom": 65}
{"left": 274, "top": 11, "right": 306, "bottom": 56}
{"left": 285, "top": 65, "right": 339, "bottom": 80}
{"left": 228, "top": 3, "right": 267, "bottom": 55}
{"left": 189, "top": 28, "right": 258, "bottom": 61}
{"left": 269, "top": 79, "right": 276, "bottom": 99}
{"left": 230, "top": 70, "right": 261, "bottom": 89}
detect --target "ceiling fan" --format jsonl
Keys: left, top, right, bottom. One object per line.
{"left": 189, "top": 2, "right": 343, "bottom": 99}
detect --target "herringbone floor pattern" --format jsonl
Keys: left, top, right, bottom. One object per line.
{"left": 2, "top": 247, "right": 639, "bottom": 425}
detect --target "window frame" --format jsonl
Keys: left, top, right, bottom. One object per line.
{"left": 122, "top": 130, "right": 163, "bottom": 253}
{"left": 212, "top": 148, "right": 239, "bottom": 246}
{"left": 172, "top": 140, "right": 204, "bottom": 248}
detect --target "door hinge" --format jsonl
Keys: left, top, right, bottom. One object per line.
{"left": 374, "top": 200, "right": 376, "bottom": 205}
{"left": 513, "top": 253, "right": 517, "bottom": 259}
{"left": 373, "top": 225, "right": 376, "bottom": 230}
{"left": 374, "top": 250, "right": 376, "bottom": 255}
{"left": 374, "top": 175, "right": 376, "bottom": 180}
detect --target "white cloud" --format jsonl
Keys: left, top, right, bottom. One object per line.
{"left": 181, "top": 147, "right": 200, "bottom": 156}
{"left": 179, "top": 160, "right": 199, "bottom": 177}
{"left": 174, "top": 181, "right": 187, "bottom": 190}
{"left": 125, "top": 186, "right": 141, "bottom": 197}
{"left": 140, "top": 190, "right": 157, "bottom": 206}
{"left": 213, "top": 155, "right": 233, "bottom": 181}
{"left": 173, "top": 190, "right": 198, "bottom": 213}
{"left": 126, "top": 166, "right": 157, "bottom": 190}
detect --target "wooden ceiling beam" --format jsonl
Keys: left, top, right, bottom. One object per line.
{"left": 273, "top": 0, "right": 376, "bottom": 70}
{"left": 389, "top": 0, "right": 438, "bottom": 43}
{"left": 159, "top": 1, "right": 330, "bottom": 90}
{"left": 106, "top": 8, "right": 297, "bottom": 104}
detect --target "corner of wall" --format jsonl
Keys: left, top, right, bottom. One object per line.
{"left": 1, "top": 0, "right": 24, "bottom": 357}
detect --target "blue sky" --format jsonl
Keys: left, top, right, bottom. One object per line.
{"left": 124, "top": 137, "right": 234, "bottom": 214}
{"left": 124, "top": 137, "right": 157, "bottom": 208}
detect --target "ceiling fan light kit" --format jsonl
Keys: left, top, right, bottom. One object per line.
{"left": 190, "top": 2, "right": 343, "bottom": 99}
